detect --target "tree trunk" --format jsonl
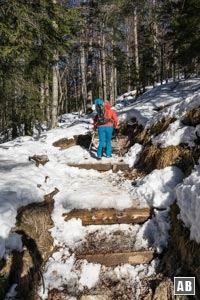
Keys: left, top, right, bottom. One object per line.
{"left": 101, "top": 27, "right": 107, "bottom": 100}
{"left": 110, "top": 64, "right": 115, "bottom": 105}
{"left": 160, "top": 44, "right": 164, "bottom": 84}
{"left": 126, "top": 17, "right": 132, "bottom": 92}
{"left": 51, "top": 52, "right": 59, "bottom": 128}
{"left": 152, "top": 0, "right": 159, "bottom": 86}
{"left": 58, "top": 68, "right": 64, "bottom": 116}
{"left": 74, "top": 79, "right": 78, "bottom": 111}
{"left": 86, "top": 36, "right": 93, "bottom": 111}
{"left": 0, "top": 79, "right": 8, "bottom": 141}
{"left": 44, "top": 76, "right": 51, "bottom": 129}
{"left": 134, "top": 7, "right": 140, "bottom": 96}
{"left": 98, "top": 34, "right": 103, "bottom": 99}
{"left": 11, "top": 94, "right": 18, "bottom": 138}
{"left": 110, "top": 29, "right": 115, "bottom": 105}
{"left": 80, "top": 45, "right": 87, "bottom": 112}
{"left": 114, "top": 67, "right": 117, "bottom": 103}
{"left": 64, "top": 75, "right": 68, "bottom": 113}
{"left": 40, "top": 81, "right": 46, "bottom": 121}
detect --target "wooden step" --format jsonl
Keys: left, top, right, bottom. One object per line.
{"left": 77, "top": 250, "right": 154, "bottom": 266}
{"left": 81, "top": 296, "right": 110, "bottom": 300}
{"left": 67, "top": 162, "right": 130, "bottom": 172}
{"left": 63, "top": 208, "right": 150, "bottom": 225}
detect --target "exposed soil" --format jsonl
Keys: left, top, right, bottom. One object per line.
{"left": 75, "top": 228, "right": 142, "bottom": 255}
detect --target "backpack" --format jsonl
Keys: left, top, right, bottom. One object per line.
{"left": 94, "top": 98, "right": 112, "bottom": 125}
{"left": 96, "top": 103, "right": 107, "bottom": 125}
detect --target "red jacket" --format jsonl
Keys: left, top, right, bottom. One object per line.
{"left": 93, "top": 102, "right": 118, "bottom": 130}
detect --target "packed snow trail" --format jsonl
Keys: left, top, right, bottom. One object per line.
{"left": 37, "top": 162, "right": 158, "bottom": 300}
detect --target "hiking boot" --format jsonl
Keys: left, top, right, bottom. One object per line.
{"left": 96, "top": 156, "right": 102, "bottom": 160}
{"left": 105, "top": 155, "right": 112, "bottom": 158}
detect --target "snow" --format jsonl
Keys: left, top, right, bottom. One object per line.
{"left": 1, "top": 77, "right": 200, "bottom": 299}
{"left": 79, "top": 262, "right": 101, "bottom": 289}
{"left": 6, "top": 284, "right": 18, "bottom": 298}
{"left": 124, "top": 143, "right": 143, "bottom": 167}
{"left": 117, "top": 78, "right": 200, "bottom": 127}
{"left": 130, "top": 167, "right": 184, "bottom": 209}
{"left": 152, "top": 120, "right": 196, "bottom": 147}
{"left": 176, "top": 163, "right": 200, "bottom": 243}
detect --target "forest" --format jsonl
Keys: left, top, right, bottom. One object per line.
{"left": 0, "top": 0, "right": 200, "bottom": 141}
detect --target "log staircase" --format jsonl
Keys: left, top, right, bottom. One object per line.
{"left": 64, "top": 159, "right": 155, "bottom": 300}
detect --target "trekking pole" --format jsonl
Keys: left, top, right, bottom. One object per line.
{"left": 89, "top": 131, "right": 96, "bottom": 152}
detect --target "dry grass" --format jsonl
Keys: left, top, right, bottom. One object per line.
{"left": 170, "top": 204, "right": 200, "bottom": 265}
{"left": 182, "top": 107, "right": 200, "bottom": 126}
{"left": 135, "top": 145, "right": 199, "bottom": 176}
{"left": 150, "top": 118, "right": 176, "bottom": 136}
{"left": 158, "top": 203, "right": 200, "bottom": 294}
{"left": 14, "top": 191, "right": 58, "bottom": 300}
{"left": 0, "top": 192, "right": 56, "bottom": 300}
{"left": 13, "top": 201, "right": 54, "bottom": 299}
{"left": 141, "top": 203, "right": 200, "bottom": 300}
{"left": 16, "top": 201, "right": 54, "bottom": 259}
{"left": 135, "top": 129, "right": 152, "bottom": 146}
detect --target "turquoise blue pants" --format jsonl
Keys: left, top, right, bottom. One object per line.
{"left": 97, "top": 126, "right": 113, "bottom": 157}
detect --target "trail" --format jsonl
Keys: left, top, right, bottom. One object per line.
{"left": 38, "top": 154, "right": 158, "bottom": 300}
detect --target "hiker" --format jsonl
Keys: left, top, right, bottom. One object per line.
{"left": 93, "top": 99, "right": 118, "bottom": 160}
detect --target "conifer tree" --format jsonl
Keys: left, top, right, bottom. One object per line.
{"left": 0, "top": 0, "right": 78, "bottom": 137}
{"left": 161, "top": 0, "right": 200, "bottom": 77}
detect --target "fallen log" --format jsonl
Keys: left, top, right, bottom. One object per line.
{"left": 77, "top": 250, "right": 154, "bottom": 266}
{"left": 63, "top": 207, "right": 150, "bottom": 225}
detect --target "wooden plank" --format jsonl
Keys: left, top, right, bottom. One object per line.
{"left": 67, "top": 162, "right": 130, "bottom": 172}
{"left": 112, "top": 163, "right": 130, "bottom": 172}
{"left": 81, "top": 296, "right": 110, "bottom": 300}
{"left": 63, "top": 208, "right": 150, "bottom": 225}
{"left": 77, "top": 250, "right": 154, "bottom": 266}
{"left": 68, "top": 163, "right": 112, "bottom": 172}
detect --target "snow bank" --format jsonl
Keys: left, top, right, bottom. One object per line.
{"left": 176, "top": 163, "right": 200, "bottom": 243}
{"left": 124, "top": 143, "right": 143, "bottom": 167}
{"left": 130, "top": 166, "right": 184, "bottom": 209}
